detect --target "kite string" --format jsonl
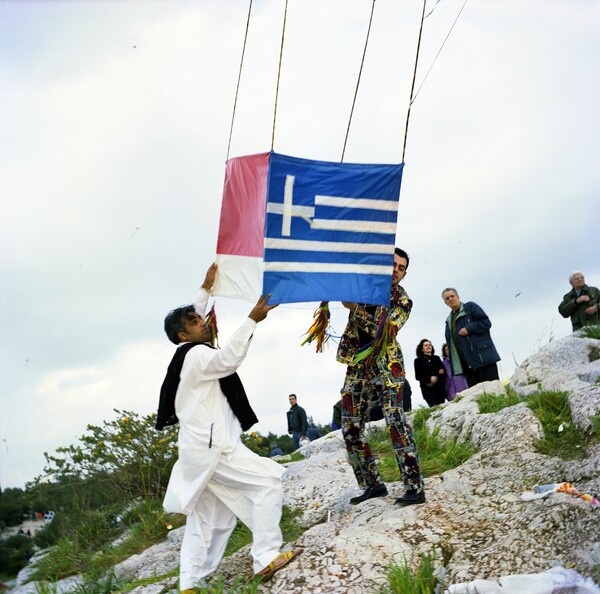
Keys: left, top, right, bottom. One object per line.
{"left": 271, "top": 0, "right": 289, "bottom": 151}
{"left": 226, "top": 0, "right": 254, "bottom": 161}
{"left": 411, "top": 0, "right": 469, "bottom": 105}
{"left": 340, "top": 0, "right": 376, "bottom": 163}
{"left": 401, "top": 0, "right": 427, "bottom": 162}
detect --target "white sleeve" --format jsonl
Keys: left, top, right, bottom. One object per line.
{"left": 187, "top": 317, "right": 258, "bottom": 380}
{"left": 193, "top": 288, "right": 211, "bottom": 318}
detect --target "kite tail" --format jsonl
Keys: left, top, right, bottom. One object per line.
{"left": 556, "top": 482, "right": 600, "bottom": 507}
{"left": 205, "top": 305, "right": 219, "bottom": 348}
{"left": 301, "top": 302, "right": 330, "bottom": 353}
{"left": 353, "top": 310, "right": 398, "bottom": 366}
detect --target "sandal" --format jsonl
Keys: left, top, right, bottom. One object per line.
{"left": 254, "top": 548, "right": 302, "bottom": 581}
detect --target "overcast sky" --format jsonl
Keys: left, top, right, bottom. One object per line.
{"left": 1, "top": 0, "right": 599, "bottom": 490}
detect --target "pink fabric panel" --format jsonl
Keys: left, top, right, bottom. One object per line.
{"left": 216, "top": 152, "right": 269, "bottom": 257}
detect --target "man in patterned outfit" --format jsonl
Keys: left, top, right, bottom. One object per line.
{"left": 337, "top": 248, "right": 425, "bottom": 506}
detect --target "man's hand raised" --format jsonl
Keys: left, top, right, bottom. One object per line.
{"left": 248, "top": 295, "right": 278, "bottom": 323}
{"left": 201, "top": 263, "right": 218, "bottom": 292}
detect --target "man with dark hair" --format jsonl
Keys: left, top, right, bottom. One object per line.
{"left": 157, "top": 264, "right": 299, "bottom": 592}
{"left": 558, "top": 272, "right": 600, "bottom": 331}
{"left": 442, "top": 288, "right": 500, "bottom": 387}
{"left": 338, "top": 247, "right": 425, "bottom": 507}
{"left": 286, "top": 394, "right": 308, "bottom": 449}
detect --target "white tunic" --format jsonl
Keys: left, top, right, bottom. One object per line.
{"left": 163, "top": 291, "right": 285, "bottom": 516}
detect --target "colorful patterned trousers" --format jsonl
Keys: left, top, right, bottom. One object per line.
{"left": 341, "top": 365, "right": 424, "bottom": 491}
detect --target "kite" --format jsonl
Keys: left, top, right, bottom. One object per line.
{"left": 213, "top": 151, "right": 404, "bottom": 306}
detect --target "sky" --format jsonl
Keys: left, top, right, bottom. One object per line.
{"left": 1, "top": 0, "right": 599, "bottom": 490}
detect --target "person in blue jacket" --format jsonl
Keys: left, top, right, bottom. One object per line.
{"left": 442, "top": 288, "right": 500, "bottom": 388}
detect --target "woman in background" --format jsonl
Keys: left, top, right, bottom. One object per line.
{"left": 414, "top": 339, "right": 446, "bottom": 407}
{"left": 441, "top": 343, "right": 469, "bottom": 401}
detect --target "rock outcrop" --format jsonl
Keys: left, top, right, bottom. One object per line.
{"left": 12, "top": 334, "right": 600, "bottom": 593}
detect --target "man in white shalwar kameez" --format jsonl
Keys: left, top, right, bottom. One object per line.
{"left": 157, "top": 264, "right": 299, "bottom": 592}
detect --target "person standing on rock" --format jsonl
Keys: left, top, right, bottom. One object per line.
{"left": 286, "top": 394, "right": 308, "bottom": 450}
{"left": 442, "top": 288, "right": 501, "bottom": 388}
{"left": 413, "top": 339, "right": 446, "bottom": 407}
{"left": 337, "top": 248, "right": 426, "bottom": 507}
{"left": 156, "top": 263, "right": 299, "bottom": 592}
{"left": 558, "top": 271, "right": 600, "bottom": 331}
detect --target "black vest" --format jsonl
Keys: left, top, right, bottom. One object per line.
{"left": 155, "top": 342, "right": 258, "bottom": 432}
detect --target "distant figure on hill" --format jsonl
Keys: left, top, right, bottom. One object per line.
{"left": 307, "top": 427, "right": 321, "bottom": 441}
{"left": 558, "top": 272, "right": 600, "bottom": 331}
{"left": 414, "top": 339, "right": 446, "bottom": 407}
{"left": 269, "top": 443, "right": 283, "bottom": 458}
{"left": 331, "top": 400, "right": 342, "bottom": 431}
{"left": 442, "top": 288, "right": 501, "bottom": 388}
{"left": 286, "top": 394, "right": 308, "bottom": 450}
{"left": 157, "top": 263, "right": 299, "bottom": 591}
{"left": 441, "top": 343, "right": 468, "bottom": 401}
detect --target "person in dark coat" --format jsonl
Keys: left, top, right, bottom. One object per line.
{"left": 442, "top": 288, "right": 500, "bottom": 387}
{"left": 558, "top": 271, "right": 600, "bottom": 331}
{"left": 286, "top": 394, "right": 308, "bottom": 450}
{"left": 414, "top": 339, "right": 446, "bottom": 407}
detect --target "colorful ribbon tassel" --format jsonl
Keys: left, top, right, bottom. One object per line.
{"left": 301, "top": 302, "right": 330, "bottom": 352}
{"left": 204, "top": 304, "right": 219, "bottom": 348}
{"left": 353, "top": 309, "right": 398, "bottom": 366}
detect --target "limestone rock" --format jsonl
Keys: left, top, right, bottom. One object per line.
{"left": 569, "top": 385, "right": 600, "bottom": 437}
{"left": 510, "top": 335, "right": 600, "bottom": 390}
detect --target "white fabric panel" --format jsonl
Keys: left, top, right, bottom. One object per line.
{"left": 212, "top": 254, "right": 263, "bottom": 302}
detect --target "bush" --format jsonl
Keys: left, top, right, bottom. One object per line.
{"left": 32, "top": 410, "right": 178, "bottom": 506}
{"left": 0, "top": 534, "right": 35, "bottom": 576}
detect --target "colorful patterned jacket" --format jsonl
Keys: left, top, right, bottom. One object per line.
{"left": 336, "top": 284, "right": 412, "bottom": 382}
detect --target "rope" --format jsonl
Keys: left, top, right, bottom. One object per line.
{"left": 401, "top": 0, "right": 427, "bottom": 162}
{"left": 412, "top": 0, "right": 469, "bottom": 105}
{"left": 341, "top": 0, "right": 376, "bottom": 163}
{"left": 226, "top": 0, "right": 253, "bottom": 161}
{"left": 271, "top": 0, "right": 289, "bottom": 151}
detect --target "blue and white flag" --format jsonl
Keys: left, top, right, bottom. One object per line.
{"left": 264, "top": 153, "right": 403, "bottom": 305}
{"left": 213, "top": 151, "right": 404, "bottom": 305}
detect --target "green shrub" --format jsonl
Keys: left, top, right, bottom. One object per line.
{"left": 0, "top": 534, "right": 34, "bottom": 576}
{"left": 35, "top": 410, "right": 179, "bottom": 506}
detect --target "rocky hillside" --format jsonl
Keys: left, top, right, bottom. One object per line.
{"left": 12, "top": 334, "right": 600, "bottom": 593}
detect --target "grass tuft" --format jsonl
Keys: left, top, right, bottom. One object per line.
{"left": 527, "top": 389, "right": 588, "bottom": 458}
{"left": 370, "top": 416, "right": 476, "bottom": 483}
{"left": 477, "top": 388, "right": 527, "bottom": 414}
{"left": 579, "top": 324, "right": 600, "bottom": 340}
{"left": 381, "top": 551, "right": 441, "bottom": 594}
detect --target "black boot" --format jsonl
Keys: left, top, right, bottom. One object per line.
{"left": 394, "top": 489, "right": 426, "bottom": 506}
{"left": 350, "top": 483, "right": 388, "bottom": 505}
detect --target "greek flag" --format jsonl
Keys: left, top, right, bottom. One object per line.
{"left": 213, "top": 151, "right": 404, "bottom": 305}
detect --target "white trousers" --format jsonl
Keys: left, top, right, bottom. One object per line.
{"left": 179, "top": 448, "right": 284, "bottom": 590}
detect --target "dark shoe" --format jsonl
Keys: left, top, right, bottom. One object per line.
{"left": 395, "top": 489, "right": 426, "bottom": 506}
{"left": 350, "top": 483, "right": 388, "bottom": 505}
